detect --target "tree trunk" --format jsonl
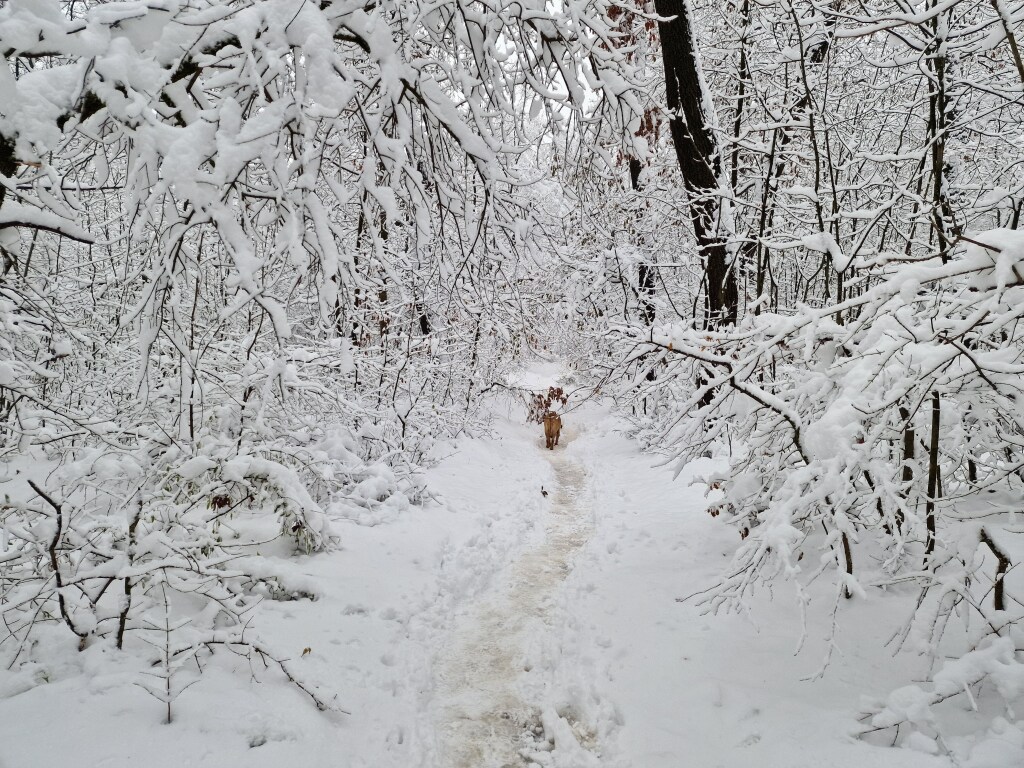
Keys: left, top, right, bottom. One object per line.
{"left": 980, "top": 527, "right": 1009, "bottom": 612}
{"left": 654, "top": 0, "right": 737, "bottom": 327}
{"left": 926, "top": 0, "right": 954, "bottom": 262}
{"left": 630, "top": 158, "right": 657, "bottom": 328}
{"left": 924, "top": 392, "right": 940, "bottom": 564}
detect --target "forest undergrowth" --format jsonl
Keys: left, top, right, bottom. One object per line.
{"left": 1, "top": 0, "right": 1024, "bottom": 764}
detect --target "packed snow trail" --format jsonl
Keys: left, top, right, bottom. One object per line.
{"left": 435, "top": 429, "right": 592, "bottom": 767}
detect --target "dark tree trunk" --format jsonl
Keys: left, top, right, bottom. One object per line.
{"left": 0, "top": 138, "right": 15, "bottom": 209}
{"left": 980, "top": 528, "right": 1009, "bottom": 612}
{"left": 926, "top": 0, "right": 954, "bottom": 263}
{"left": 924, "top": 392, "right": 940, "bottom": 564}
{"left": 630, "top": 157, "right": 657, "bottom": 328}
{"left": 898, "top": 405, "right": 914, "bottom": 534}
{"left": 654, "top": 0, "right": 737, "bottom": 327}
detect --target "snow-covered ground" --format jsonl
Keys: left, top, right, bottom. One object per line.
{"left": 0, "top": 387, "right": 955, "bottom": 767}
{"left": 551, "top": 408, "right": 948, "bottom": 768}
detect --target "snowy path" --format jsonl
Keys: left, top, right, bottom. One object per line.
{"left": 0, "top": 404, "right": 955, "bottom": 768}
{"left": 434, "top": 431, "right": 593, "bottom": 767}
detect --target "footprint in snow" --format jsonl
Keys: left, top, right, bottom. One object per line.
{"left": 738, "top": 733, "right": 762, "bottom": 747}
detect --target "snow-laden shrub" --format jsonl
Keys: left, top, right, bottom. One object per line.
{"left": 863, "top": 636, "right": 1024, "bottom": 763}
{"left": 0, "top": 0, "right": 640, "bottom": 722}
{"left": 623, "top": 230, "right": 1024, "bottom": 759}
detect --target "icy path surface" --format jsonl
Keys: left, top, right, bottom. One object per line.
{"left": 435, "top": 433, "right": 592, "bottom": 767}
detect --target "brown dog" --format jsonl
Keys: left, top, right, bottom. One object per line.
{"left": 543, "top": 411, "right": 562, "bottom": 450}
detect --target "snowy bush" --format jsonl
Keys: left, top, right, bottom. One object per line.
{"left": 0, "top": 0, "right": 641, "bottom": 719}
{"left": 621, "top": 230, "right": 1024, "bottom": 758}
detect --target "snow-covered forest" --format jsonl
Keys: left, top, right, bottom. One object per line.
{"left": 1, "top": 0, "right": 1023, "bottom": 765}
